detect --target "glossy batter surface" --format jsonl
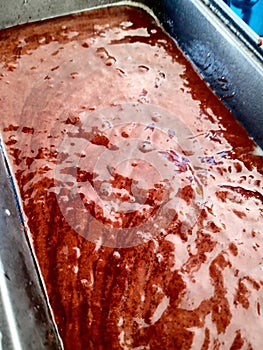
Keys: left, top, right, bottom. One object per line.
{"left": 0, "top": 6, "right": 262, "bottom": 350}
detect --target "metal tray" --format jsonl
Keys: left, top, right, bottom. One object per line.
{"left": 0, "top": 1, "right": 262, "bottom": 349}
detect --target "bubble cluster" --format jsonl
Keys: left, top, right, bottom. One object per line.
{"left": 54, "top": 104, "right": 207, "bottom": 248}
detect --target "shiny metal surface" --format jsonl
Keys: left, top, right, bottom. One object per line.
{"left": 0, "top": 143, "right": 63, "bottom": 350}
{"left": 0, "top": 0, "right": 131, "bottom": 29}
{"left": 159, "top": 0, "right": 263, "bottom": 147}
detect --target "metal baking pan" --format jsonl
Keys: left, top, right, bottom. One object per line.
{"left": 0, "top": 1, "right": 262, "bottom": 349}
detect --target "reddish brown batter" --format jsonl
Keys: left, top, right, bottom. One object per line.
{"left": 0, "top": 5, "right": 263, "bottom": 350}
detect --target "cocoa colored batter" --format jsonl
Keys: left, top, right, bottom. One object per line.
{"left": 0, "top": 5, "right": 262, "bottom": 350}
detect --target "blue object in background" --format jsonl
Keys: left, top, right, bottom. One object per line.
{"left": 227, "top": 0, "right": 263, "bottom": 35}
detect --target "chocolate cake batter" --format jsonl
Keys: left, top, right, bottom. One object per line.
{"left": 0, "top": 5, "right": 262, "bottom": 350}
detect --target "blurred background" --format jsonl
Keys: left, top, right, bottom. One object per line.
{"left": 224, "top": 0, "right": 263, "bottom": 35}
